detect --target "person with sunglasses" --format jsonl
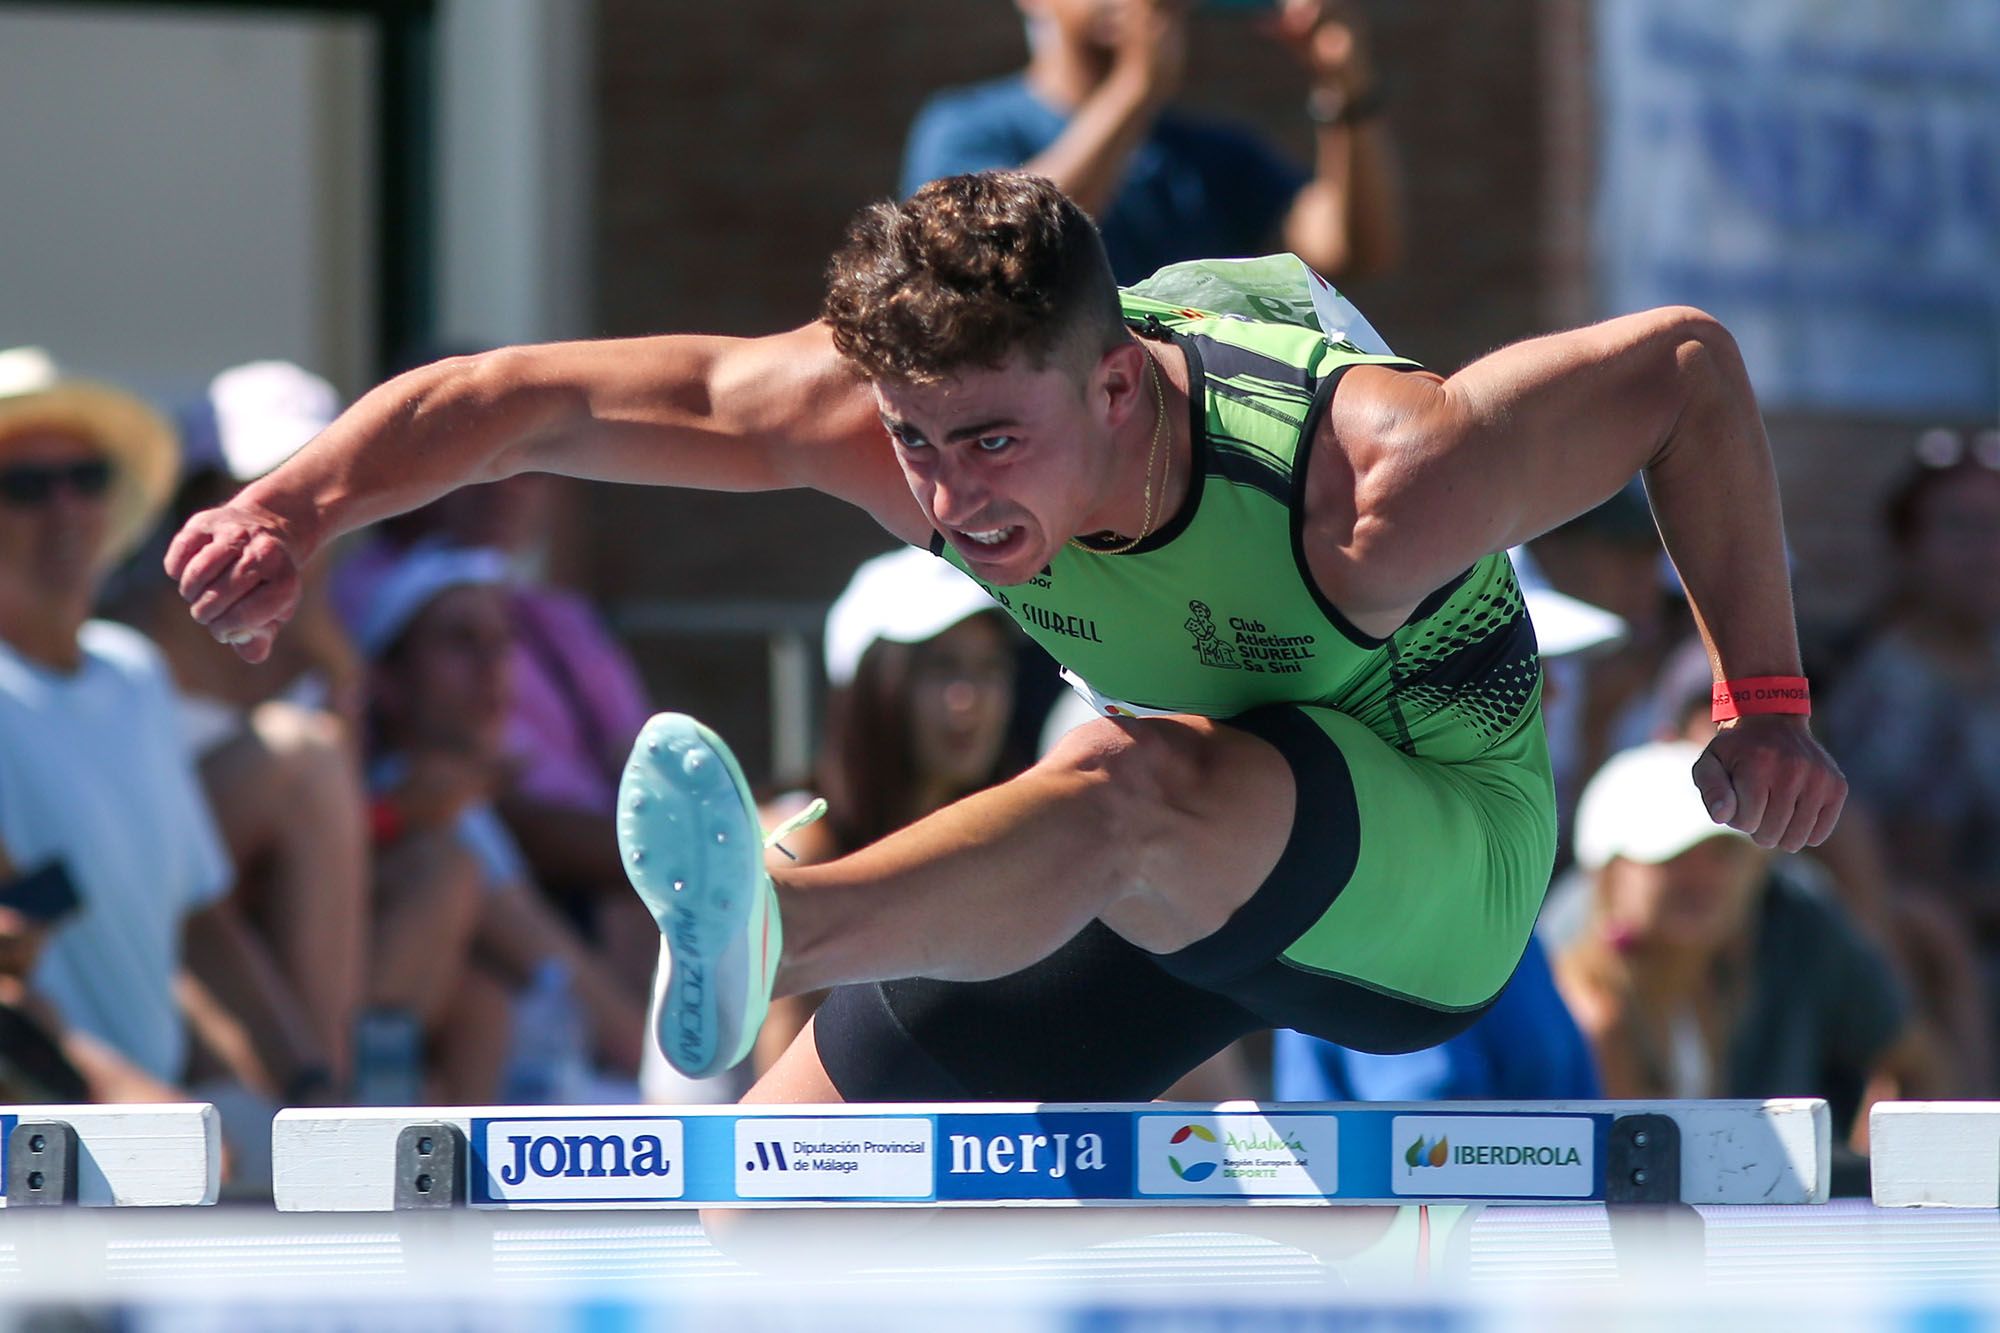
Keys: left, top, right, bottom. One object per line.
{"left": 1820, "top": 425, "right": 2000, "bottom": 1030}
{"left": 0, "top": 348, "right": 330, "bottom": 1136}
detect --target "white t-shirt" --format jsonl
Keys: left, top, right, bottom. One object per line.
{"left": 0, "top": 621, "right": 232, "bottom": 1081}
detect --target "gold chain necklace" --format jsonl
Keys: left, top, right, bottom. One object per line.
{"left": 1069, "top": 350, "right": 1168, "bottom": 556}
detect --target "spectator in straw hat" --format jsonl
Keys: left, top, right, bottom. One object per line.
{"left": 110, "top": 360, "right": 371, "bottom": 1096}
{"left": 0, "top": 348, "right": 328, "bottom": 1113}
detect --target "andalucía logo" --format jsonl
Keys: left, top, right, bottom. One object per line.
{"left": 1167, "top": 1123, "right": 1219, "bottom": 1181}
{"left": 1405, "top": 1134, "right": 1450, "bottom": 1171}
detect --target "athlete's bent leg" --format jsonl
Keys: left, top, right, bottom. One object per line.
{"left": 773, "top": 711, "right": 1296, "bottom": 995}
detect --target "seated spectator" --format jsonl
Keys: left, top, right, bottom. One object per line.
{"left": 1526, "top": 483, "right": 1688, "bottom": 843}
{"left": 1553, "top": 739, "right": 1926, "bottom": 1191}
{"left": 749, "top": 546, "right": 1025, "bottom": 1078}
{"left": 334, "top": 471, "right": 659, "bottom": 996}
{"left": 0, "top": 347, "right": 327, "bottom": 1111}
{"left": 1644, "top": 637, "right": 1990, "bottom": 1099}
{"left": 1820, "top": 429, "right": 2000, "bottom": 985}
{"left": 111, "top": 361, "right": 370, "bottom": 1094}
{"left": 360, "top": 546, "right": 645, "bottom": 1102}
{"left": 0, "top": 844, "right": 183, "bottom": 1105}
{"left": 1270, "top": 571, "right": 1620, "bottom": 1103}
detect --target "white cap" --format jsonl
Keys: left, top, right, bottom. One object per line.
{"left": 1573, "top": 739, "right": 1751, "bottom": 870}
{"left": 1525, "top": 585, "right": 1627, "bottom": 658}
{"left": 356, "top": 545, "right": 511, "bottom": 658}
{"left": 208, "top": 360, "right": 339, "bottom": 480}
{"left": 823, "top": 546, "right": 1002, "bottom": 686}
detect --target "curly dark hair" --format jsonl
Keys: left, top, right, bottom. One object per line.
{"left": 822, "top": 172, "right": 1128, "bottom": 385}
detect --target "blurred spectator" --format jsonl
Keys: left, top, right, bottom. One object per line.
{"left": 334, "top": 472, "right": 659, "bottom": 995}
{"left": 903, "top": 0, "right": 1402, "bottom": 285}
{"left": 1820, "top": 429, "right": 2000, "bottom": 963}
{"left": 1270, "top": 573, "right": 1621, "bottom": 1103}
{"left": 0, "top": 348, "right": 326, "bottom": 1106}
{"left": 0, "top": 842, "right": 183, "bottom": 1105}
{"left": 747, "top": 546, "right": 1024, "bottom": 1077}
{"left": 112, "top": 361, "right": 369, "bottom": 1093}
{"left": 1553, "top": 740, "right": 1926, "bottom": 1188}
{"left": 1648, "top": 635, "right": 1991, "bottom": 1098}
{"left": 360, "top": 546, "right": 645, "bottom": 1102}
{"left": 1526, "top": 484, "right": 1686, "bottom": 842}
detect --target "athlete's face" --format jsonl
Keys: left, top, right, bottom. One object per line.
{"left": 874, "top": 348, "right": 1122, "bottom": 586}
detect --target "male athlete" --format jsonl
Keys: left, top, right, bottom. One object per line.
{"left": 168, "top": 172, "right": 1846, "bottom": 1105}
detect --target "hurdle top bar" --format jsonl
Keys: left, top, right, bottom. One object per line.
{"left": 1870, "top": 1101, "right": 2000, "bottom": 1207}
{"left": 1, "top": 1104, "right": 220, "bottom": 1206}
{"left": 273, "top": 1099, "right": 1829, "bottom": 1212}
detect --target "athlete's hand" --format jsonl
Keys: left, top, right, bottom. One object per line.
{"left": 164, "top": 501, "right": 306, "bottom": 664}
{"left": 1690, "top": 715, "right": 1847, "bottom": 853}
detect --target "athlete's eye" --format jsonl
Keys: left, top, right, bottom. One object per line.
{"left": 975, "top": 435, "right": 1015, "bottom": 454}
{"left": 887, "top": 424, "right": 929, "bottom": 451}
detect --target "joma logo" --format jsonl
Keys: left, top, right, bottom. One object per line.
{"left": 499, "top": 1132, "right": 675, "bottom": 1186}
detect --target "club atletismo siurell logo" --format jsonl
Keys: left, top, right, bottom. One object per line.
{"left": 1167, "top": 1123, "right": 1219, "bottom": 1182}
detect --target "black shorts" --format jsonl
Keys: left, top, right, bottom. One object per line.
{"left": 814, "top": 706, "right": 1504, "bottom": 1101}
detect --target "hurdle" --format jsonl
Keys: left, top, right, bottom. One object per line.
{"left": 272, "top": 1099, "right": 1829, "bottom": 1212}
{"left": 1869, "top": 1102, "right": 2000, "bottom": 1207}
{"left": 0, "top": 1104, "right": 219, "bottom": 1207}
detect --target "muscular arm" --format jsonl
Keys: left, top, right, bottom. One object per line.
{"left": 170, "top": 324, "right": 919, "bottom": 653}
{"left": 1311, "top": 305, "right": 1844, "bottom": 848}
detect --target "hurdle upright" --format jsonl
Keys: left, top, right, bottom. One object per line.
{"left": 0, "top": 1104, "right": 219, "bottom": 1207}
{"left": 272, "top": 1099, "right": 1830, "bottom": 1212}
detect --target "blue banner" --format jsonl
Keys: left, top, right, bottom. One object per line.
{"left": 461, "top": 1109, "right": 1615, "bottom": 1207}
{"left": 1597, "top": 0, "right": 2000, "bottom": 415}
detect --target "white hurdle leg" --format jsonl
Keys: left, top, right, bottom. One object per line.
{"left": 1871, "top": 1101, "right": 2000, "bottom": 1207}
{"left": 2, "top": 1104, "right": 220, "bottom": 1207}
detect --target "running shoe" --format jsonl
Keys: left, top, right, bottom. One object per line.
{"left": 617, "top": 712, "right": 823, "bottom": 1079}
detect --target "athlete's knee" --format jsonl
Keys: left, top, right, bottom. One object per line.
{"left": 1039, "top": 713, "right": 1242, "bottom": 847}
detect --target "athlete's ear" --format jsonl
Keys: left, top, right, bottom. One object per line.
{"left": 1091, "top": 339, "right": 1149, "bottom": 431}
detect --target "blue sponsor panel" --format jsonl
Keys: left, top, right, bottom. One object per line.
{"left": 934, "top": 1113, "right": 1133, "bottom": 1201}
{"left": 0, "top": 1112, "right": 12, "bottom": 1199}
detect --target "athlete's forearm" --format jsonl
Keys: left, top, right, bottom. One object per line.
{"left": 1639, "top": 320, "right": 1805, "bottom": 687}
{"left": 236, "top": 334, "right": 824, "bottom": 564}
{"left": 233, "top": 349, "right": 576, "bottom": 564}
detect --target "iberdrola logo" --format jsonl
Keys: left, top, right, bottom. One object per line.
{"left": 1167, "top": 1124, "right": 1219, "bottom": 1181}
{"left": 1404, "top": 1134, "right": 1450, "bottom": 1171}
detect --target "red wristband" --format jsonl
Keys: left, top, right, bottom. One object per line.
{"left": 1711, "top": 675, "right": 1812, "bottom": 722}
